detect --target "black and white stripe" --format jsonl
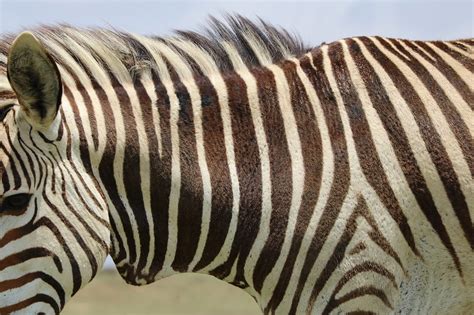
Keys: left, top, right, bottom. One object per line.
{"left": 0, "top": 16, "right": 472, "bottom": 314}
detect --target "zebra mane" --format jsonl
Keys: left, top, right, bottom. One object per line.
{"left": 0, "top": 15, "right": 308, "bottom": 87}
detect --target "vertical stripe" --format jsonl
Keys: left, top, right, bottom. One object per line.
{"left": 330, "top": 41, "right": 419, "bottom": 257}
{"left": 208, "top": 67, "right": 260, "bottom": 284}
{"left": 265, "top": 59, "right": 322, "bottom": 312}
{"left": 251, "top": 66, "right": 291, "bottom": 293}
{"left": 198, "top": 53, "right": 242, "bottom": 276}
{"left": 277, "top": 54, "right": 335, "bottom": 314}
{"left": 359, "top": 37, "right": 464, "bottom": 275}
{"left": 375, "top": 36, "right": 472, "bottom": 255}
{"left": 291, "top": 46, "right": 351, "bottom": 314}
{"left": 219, "top": 42, "right": 272, "bottom": 292}
{"left": 147, "top": 70, "right": 173, "bottom": 281}
{"left": 159, "top": 58, "right": 182, "bottom": 276}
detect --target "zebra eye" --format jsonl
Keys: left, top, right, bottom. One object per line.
{"left": 2, "top": 193, "right": 32, "bottom": 212}
{"left": 0, "top": 104, "right": 14, "bottom": 121}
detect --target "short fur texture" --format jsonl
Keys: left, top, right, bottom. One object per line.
{"left": 0, "top": 15, "right": 472, "bottom": 314}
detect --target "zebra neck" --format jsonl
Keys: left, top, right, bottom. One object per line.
{"left": 97, "top": 65, "right": 285, "bottom": 286}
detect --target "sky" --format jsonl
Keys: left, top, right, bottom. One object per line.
{"left": 1, "top": 0, "right": 472, "bottom": 269}
{"left": 1, "top": 0, "right": 473, "bottom": 48}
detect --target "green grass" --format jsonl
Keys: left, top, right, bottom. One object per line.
{"left": 62, "top": 270, "right": 261, "bottom": 315}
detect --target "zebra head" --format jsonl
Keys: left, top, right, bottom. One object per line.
{"left": 0, "top": 32, "right": 110, "bottom": 313}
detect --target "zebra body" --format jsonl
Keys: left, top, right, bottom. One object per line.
{"left": 0, "top": 17, "right": 472, "bottom": 314}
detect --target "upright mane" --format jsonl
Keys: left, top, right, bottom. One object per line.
{"left": 0, "top": 15, "right": 308, "bottom": 86}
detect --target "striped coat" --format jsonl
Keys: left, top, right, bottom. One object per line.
{"left": 0, "top": 16, "right": 472, "bottom": 314}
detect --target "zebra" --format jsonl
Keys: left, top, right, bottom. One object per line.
{"left": 0, "top": 15, "right": 472, "bottom": 314}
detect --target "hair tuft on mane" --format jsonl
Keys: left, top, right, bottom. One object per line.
{"left": 0, "top": 15, "right": 309, "bottom": 85}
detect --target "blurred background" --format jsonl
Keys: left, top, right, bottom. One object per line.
{"left": 1, "top": 0, "right": 473, "bottom": 44}
{"left": 1, "top": 0, "right": 472, "bottom": 314}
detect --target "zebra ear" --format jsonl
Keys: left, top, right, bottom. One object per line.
{"left": 7, "top": 31, "right": 62, "bottom": 127}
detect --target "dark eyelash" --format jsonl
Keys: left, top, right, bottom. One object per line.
{"left": 0, "top": 104, "right": 14, "bottom": 121}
